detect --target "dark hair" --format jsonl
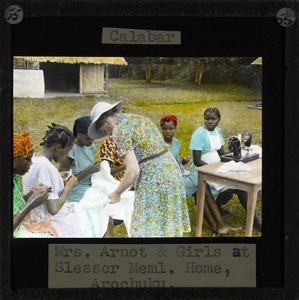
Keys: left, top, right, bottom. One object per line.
{"left": 40, "top": 123, "right": 74, "bottom": 148}
{"left": 95, "top": 102, "right": 123, "bottom": 129}
{"left": 204, "top": 107, "right": 221, "bottom": 119}
{"left": 73, "top": 116, "right": 92, "bottom": 137}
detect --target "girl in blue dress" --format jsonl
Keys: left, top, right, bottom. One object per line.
{"left": 160, "top": 115, "right": 181, "bottom": 161}
{"left": 159, "top": 115, "right": 194, "bottom": 194}
{"left": 59, "top": 116, "right": 101, "bottom": 203}
{"left": 59, "top": 116, "right": 118, "bottom": 237}
{"left": 189, "top": 107, "right": 261, "bottom": 233}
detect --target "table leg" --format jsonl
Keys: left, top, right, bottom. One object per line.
{"left": 245, "top": 188, "right": 258, "bottom": 237}
{"left": 196, "top": 175, "right": 206, "bottom": 237}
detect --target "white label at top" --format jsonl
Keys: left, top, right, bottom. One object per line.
{"left": 102, "top": 27, "right": 181, "bottom": 45}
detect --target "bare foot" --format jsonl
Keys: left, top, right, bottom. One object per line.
{"left": 218, "top": 225, "right": 242, "bottom": 235}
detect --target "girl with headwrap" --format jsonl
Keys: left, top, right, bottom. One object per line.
{"left": 160, "top": 114, "right": 191, "bottom": 167}
{"left": 13, "top": 131, "right": 49, "bottom": 234}
{"left": 160, "top": 115, "right": 193, "bottom": 189}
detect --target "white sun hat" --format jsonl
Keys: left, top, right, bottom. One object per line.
{"left": 88, "top": 100, "right": 123, "bottom": 139}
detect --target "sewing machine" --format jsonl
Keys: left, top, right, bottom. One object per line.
{"left": 221, "top": 133, "right": 259, "bottom": 163}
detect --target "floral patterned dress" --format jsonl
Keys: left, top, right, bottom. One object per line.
{"left": 112, "top": 113, "right": 190, "bottom": 237}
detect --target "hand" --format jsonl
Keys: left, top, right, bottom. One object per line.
{"left": 89, "top": 161, "right": 101, "bottom": 174}
{"left": 30, "top": 183, "right": 47, "bottom": 195}
{"left": 28, "top": 189, "right": 49, "bottom": 209}
{"left": 109, "top": 191, "right": 121, "bottom": 204}
{"left": 181, "top": 157, "right": 191, "bottom": 166}
{"left": 60, "top": 171, "right": 72, "bottom": 183}
{"left": 65, "top": 174, "right": 78, "bottom": 187}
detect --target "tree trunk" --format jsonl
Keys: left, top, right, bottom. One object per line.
{"left": 104, "top": 64, "right": 109, "bottom": 92}
{"left": 194, "top": 62, "right": 205, "bottom": 85}
{"left": 145, "top": 57, "right": 152, "bottom": 83}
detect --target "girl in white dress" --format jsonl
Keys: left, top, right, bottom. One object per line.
{"left": 22, "top": 123, "right": 81, "bottom": 237}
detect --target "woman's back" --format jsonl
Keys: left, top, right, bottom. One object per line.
{"left": 113, "top": 113, "right": 168, "bottom": 161}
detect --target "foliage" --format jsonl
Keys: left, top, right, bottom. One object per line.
{"left": 109, "top": 57, "right": 259, "bottom": 87}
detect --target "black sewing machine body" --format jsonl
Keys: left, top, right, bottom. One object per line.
{"left": 221, "top": 134, "right": 259, "bottom": 163}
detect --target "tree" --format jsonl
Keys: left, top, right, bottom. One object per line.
{"left": 109, "top": 56, "right": 256, "bottom": 86}
{"left": 145, "top": 57, "right": 152, "bottom": 83}
{"left": 193, "top": 59, "right": 208, "bottom": 85}
{"left": 158, "top": 57, "right": 216, "bottom": 85}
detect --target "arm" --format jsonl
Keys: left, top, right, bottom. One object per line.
{"left": 74, "top": 162, "right": 101, "bottom": 182}
{"left": 23, "top": 191, "right": 33, "bottom": 202}
{"left": 46, "top": 175, "right": 78, "bottom": 215}
{"left": 109, "top": 149, "right": 139, "bottom": 203}
{"left": 101, "top": 158, "right": 126, "bottom": 176}
{"left": 217, "top": 146, "right": 225, "bottom": 157}
{"left": 23, "top": 183, "right": 48, "bottom": 202}
{"left": 110, "top": 164, "right": 126, "bottom": 176}
{"left": 14, "top": 189, "right": 48, "bottom": 231}
{"left": 59, "top": 155, "right": 101, "bottom": 182}
{"left": 193, "top": 150, "right": 207, "bottom": 167}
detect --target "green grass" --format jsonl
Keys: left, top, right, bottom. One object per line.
{"left": 108, "top": 79, "right": 261, "bottom": 106}
{"left": 14, "top": 79, "right": 262, "bottom": 238}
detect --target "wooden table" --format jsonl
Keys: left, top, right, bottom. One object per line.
{"left": 195, "top": 158, "right": 262, "bottom": 237}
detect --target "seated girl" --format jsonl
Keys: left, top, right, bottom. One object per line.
{"left": 59, "top": 116, "right": 101, "bottom": 204}
{"left": 59, "top": 116, "right": 130, "bottom": 237}
{"left": 22, "top": 123, "right": 81, "bottom": 237}
{"left": 160, "top": 114, "right": 239, "bottom": 235}
{"left": 13, "top": 131, "right": 49, "bottom": 236}
{"left": 189, "top": 107, "right": 261, "bottom": 233}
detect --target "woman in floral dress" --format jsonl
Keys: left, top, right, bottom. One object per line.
{"left": 88, "top": 100, "right": 190, "bottom": 237}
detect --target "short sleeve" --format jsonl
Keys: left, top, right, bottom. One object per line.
{"left": 90, "top": 144, "right": 97, "bottom": 154}
{"left": 36, "top": 165, "right": 63, "bottom": 200}
{"left": 189, "top": 127, "right": 208, "bottom": 151}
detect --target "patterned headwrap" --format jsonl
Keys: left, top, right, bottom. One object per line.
{"left": 13, "top": 131, "right": 34, "bottom": 158}
{"left": 73, "top": 116, "right": 92, "bottom": 137}
{"left": 160, "top": 115, "right": 177, "bottom": 127}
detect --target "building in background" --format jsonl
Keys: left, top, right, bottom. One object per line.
{"left": 13, "top": 56, "right": 127, "bottom": 98}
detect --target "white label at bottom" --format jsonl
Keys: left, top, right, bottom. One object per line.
{"left": 48, "top": 243, "right": 256, "bottom": 288}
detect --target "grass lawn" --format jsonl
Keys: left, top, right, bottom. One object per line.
{"left": 14, "top": 79, "right": 262, "bottom": 238}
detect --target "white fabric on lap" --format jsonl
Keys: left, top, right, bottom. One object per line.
{"left": 74, "top": 160, "right": 134, "bottom": 237}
